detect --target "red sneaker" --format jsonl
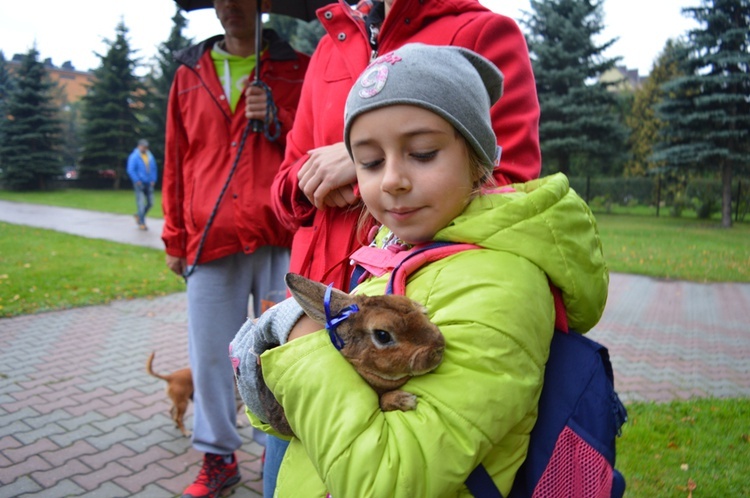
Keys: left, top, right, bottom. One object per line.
{"left": 181, "top": 453, "right": 241, "bottom": 498}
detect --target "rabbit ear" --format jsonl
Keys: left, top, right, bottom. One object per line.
{"left": 285, "top": 273, "right": 355, "bottom": 324}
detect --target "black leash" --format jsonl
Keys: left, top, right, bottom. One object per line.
{"left": 182, "top": 81, "right": 279, "bottom": 281}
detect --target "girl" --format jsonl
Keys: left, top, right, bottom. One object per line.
{"left": 231, "top": 43, "right": 608, "bottom": 497}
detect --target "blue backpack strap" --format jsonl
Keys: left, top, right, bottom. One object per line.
{"left": 466, "top": 464, "right": 504, "bottom": 498}
{"left": 349, "top": 264, "right": 368, "bottom": 292}
{"left": 387, "top": 241, "right": 508, "bottom": 497}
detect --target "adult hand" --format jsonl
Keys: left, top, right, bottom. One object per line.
{"left": 298, "top": 142, "right": 358, "bottom": 210}
{"left": 244, "top": 84, "right": 269, "bottom": 121}
{"left": 166, "top": 254, "right": 187, "bottom": 276}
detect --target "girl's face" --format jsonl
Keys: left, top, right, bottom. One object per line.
{"left": 351, "top": 105, "right": 475, "bottom": 245}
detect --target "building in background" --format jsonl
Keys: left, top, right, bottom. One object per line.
{"left": 600, "top": 65, "right": 645, "bottom": 92}
{"left": 8, "top": 54, "right": 94, "bottom": 105}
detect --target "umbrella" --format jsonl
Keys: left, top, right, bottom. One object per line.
{"left": 175, "top": 0, "right": 335, "bottom": 21}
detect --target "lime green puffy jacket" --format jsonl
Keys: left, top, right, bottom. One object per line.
{"left": 255, "top": 174, "right": 608, "bottom": 497}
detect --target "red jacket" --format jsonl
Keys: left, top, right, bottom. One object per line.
{"left": 272, "top": 0, "right": 541, "bottom": 291}
{"left": 162, "top": 31, "right": 310, "bottom": 265}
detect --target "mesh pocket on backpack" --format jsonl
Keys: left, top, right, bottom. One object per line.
{"left": 532, "top": 426, "right": 613, "bottom": 498}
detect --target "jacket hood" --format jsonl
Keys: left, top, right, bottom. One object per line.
{"left": 385, "top": 0, "right": 493, "bottom": 21}
{"left": 174, "top": 29, "right": 299, "bottom": 69}
{"left": 436, "top": 173, "right": 609, "bottom": 332}
{"left": 365, "top": 0, "right": 494, "bottom": 42}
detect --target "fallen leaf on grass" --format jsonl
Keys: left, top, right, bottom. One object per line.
{"left": 677, "top": 478, "right": 697, "bottom": 497}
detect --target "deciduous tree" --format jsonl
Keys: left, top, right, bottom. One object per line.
{"left": 625, "top": 39, "right": 688, "bottom": 177}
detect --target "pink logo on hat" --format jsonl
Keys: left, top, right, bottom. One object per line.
{"left": 358, "top": 54, "right": 402, "bottom": 99}
{"left": 358, "top": 64, "right": 389, "bottom": 98}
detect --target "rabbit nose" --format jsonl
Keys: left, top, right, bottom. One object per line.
{"left": 409, "top": 345, "right": 444, "bottom": 373}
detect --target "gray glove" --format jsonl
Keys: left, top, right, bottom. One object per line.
{"left": 229, "top": 296, "right": 306, "bottom": 422}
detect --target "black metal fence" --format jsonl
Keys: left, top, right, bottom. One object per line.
{"left": 5, "top": 174, "right": 749, "bottom": 223}
{"left": 568, "top": 176, "right": 749, "bottom": 222}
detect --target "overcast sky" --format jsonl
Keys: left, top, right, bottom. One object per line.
{"left": 0, "top": 0, "right": 697, "bottom": 77}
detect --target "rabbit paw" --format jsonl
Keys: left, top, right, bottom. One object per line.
{"left": 380, "top": 390, "right": 418, "bottom": 411}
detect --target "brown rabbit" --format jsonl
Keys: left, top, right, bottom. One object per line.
{"left": 256, "top": 272, "right": 446, "bottom": 437}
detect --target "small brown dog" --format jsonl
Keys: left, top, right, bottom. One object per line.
{"left": 256, "top": 273, "right": 446, "bottom": 437}
{"left": 147, "top": 352, "right": 247, "bottom": 436}
{"left": 146, "top": 352, "right": 193, "bottom": 437}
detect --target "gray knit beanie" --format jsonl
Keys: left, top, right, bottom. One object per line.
{"left": 344, "top": 43, "right": 504, "bottom": 171}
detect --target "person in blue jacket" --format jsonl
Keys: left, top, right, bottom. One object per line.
{"left": 126, "top": 139, "right": 158, "bottom": 231}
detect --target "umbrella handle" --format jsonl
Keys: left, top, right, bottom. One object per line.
{"left": 252, "top": 5, "right": 263, "bottom": 133}
{"left": 249, "top": 79, "right": 280, "bottom": 142}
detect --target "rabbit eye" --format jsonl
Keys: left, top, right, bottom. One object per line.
{"left": 373, "top": 329, "right": 393, "bottom": 345}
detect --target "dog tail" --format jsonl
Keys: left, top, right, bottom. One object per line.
{"left": 146, "top": 352, "right": 170, "bottom": 381}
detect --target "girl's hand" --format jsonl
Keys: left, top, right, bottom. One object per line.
{"left": 298, "top": 142, "right": 358, "bottom": 209}
{"left": 288, "top": 314, "right": 323, "bottom": 341}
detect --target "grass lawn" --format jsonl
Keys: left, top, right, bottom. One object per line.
{"left": 0, "top": 188, "right": 164, "bottom": 218}
{"left": 0, "top": 222, "right": 184, "bottom": 317}
{"left": 596, "top": 213, "right": 750, "bottom": 283}
{"left": 619, "top": 398, "right": 750, "bottom": 497}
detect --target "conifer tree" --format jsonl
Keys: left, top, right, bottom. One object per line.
{"left": 0, "top": 51, "right": 14, "bottom": 173}
{"left": 262, "top": 14, "right": 325, "bottom": 55}
{"left": 0, "top": 51, "right": 12, "bottom": 109}
{"left": 60, "top": 101, "right": 83, "bottom": 171}
{"left": 0, "top": 47, "right": 63, "bottom": 190}
{"left": 523, "top": 0, "right": 628, "bottom": 176}
{"left": 653, "top": 0, "right": 750, "bottom": 227}
{"left": 142, "top": 8, "right": 193, "bottom": 169}
{"left": 79, "top": 20, "right": 142, "bottom": 189}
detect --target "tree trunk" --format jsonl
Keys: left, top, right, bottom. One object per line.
{"left": 559, "top": 154, "right": 571, "bottom": 176}
{"left": 721, "top": 162, "right": 733, "bottom": 228}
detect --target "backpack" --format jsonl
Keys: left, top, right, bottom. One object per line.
{"left": 350, "top": 241, "right": 628, "bottom": 498}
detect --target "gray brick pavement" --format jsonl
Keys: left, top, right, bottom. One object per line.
{"left": 1, "top": 294, "right": 263, "bottom": 497}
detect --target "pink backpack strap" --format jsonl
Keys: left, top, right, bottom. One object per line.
{"left": 387, "top": 242, "right": 481, "bottom": 295}
{"left": 548, "top": 281, "right": 569, "bottom": 333}
{"left": 385, "top": 241, "right": 570, "bottom": 334}
{"left": 348, "top": 245, "right": 414, "bottom": 278}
